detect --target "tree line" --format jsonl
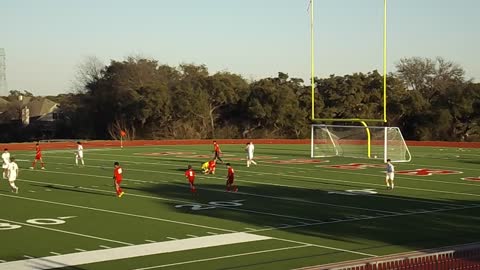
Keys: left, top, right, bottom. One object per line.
{"left": 10, "top": 56, "right": 480, "bottom": 141}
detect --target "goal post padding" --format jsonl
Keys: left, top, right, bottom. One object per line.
{"left": 311, "top": 124, "right": 411, "bottom": 162}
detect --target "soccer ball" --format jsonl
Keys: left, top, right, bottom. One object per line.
{"left": 374, "top": 155, "right": 377, "bottom": 159}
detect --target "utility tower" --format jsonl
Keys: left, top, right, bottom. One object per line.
{"left": 0, "top": 48, "right": 7, "bottom": 96}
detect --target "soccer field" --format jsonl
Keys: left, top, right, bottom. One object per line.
{"left": 1, "top": 143, "right": 480, "bottom": 269}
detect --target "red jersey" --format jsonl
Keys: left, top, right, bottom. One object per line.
{"left": 227, "top": 167, "right": 235, "bottom": 180}
{"left": 214, "top": 143, "right": 220, "bottom": 153}
{"left": 185, "top": 168, "right": 195, "bottom": 182}
{"left": 208, "top": 160, "right": 216, "bottom": 170}
{"left": 35, "top": 145, "right": 42, "bottom": 158}
{"left": 114, "top": 167, "right": 123, "bottom": 182}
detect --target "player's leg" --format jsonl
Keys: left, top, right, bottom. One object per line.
{"left": 2, "top": 167, "right": 6, "bottom": 179}
{"left": 115, "top": 181, "right": 124, "bottom": 197}
{"left": 189, "top": 180, "right": 196, "bottom": 193}
{"left": 40, "top": 158, "right": 45, "bottom": 169}
{"left": 9, "top": 180, "right": 18, "bottom": 193}
{"left": 31, "top": 159, "right": 37, "bottom": 169}
{"left": 390, "top": 175, "right": 395, "bottom": 189}
{"left": 385, "top": 175, "right": 390, "bottom": 189}
{"left": 75, "top": 154, "right": 79, "bottom": 166}
{"left": 246, "top": 158, "right": 250, "bottom": 167}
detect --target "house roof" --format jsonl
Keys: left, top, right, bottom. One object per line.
{"left": 0, "top": 97, "right": 59, "bottom": 122}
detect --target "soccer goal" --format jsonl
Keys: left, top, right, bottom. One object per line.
{"left": 311, "top": 124, "right": 411, "bottom": 163}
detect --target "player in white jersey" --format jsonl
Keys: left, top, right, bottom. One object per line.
{"left": 245, "top": 142, "right": 257, "bottom": 167}
{"left": 385, "top": 159, "right": 395, "bottom": 189}
{"left": 2, "top": 148, "right": 11, "bottom": 179}
{"left": 7, "top": 157, "right": 19, "bottom": 193}
{"left": 76, "top": 141, "right": 85, "bottom": 166}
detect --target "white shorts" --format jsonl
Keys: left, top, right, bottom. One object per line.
{"left": 76, "top": 153, "right": 84, "bottom": 159}
{"left": 8, "top": 177, "right": 16, "bottom": 182}
{"left": 247, "top": 153, "right": 254, "bottom": 159}
{"left": 386, "top": 172, "right": 394, "bottom": 180}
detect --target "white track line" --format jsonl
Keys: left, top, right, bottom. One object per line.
{"left": 74, "top": 249, "right": 86, "bottom": 252}
{"left": 0, "top": 233, "right": 271, "bottom": 270}
{"left": 0, "top": 218, "right": 132, "bottom": 246}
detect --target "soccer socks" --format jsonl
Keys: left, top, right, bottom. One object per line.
{"left": 247, "top": 160, "right": 250, "bottom": 167}
{"left": 75, "top": 158, "right": 78, "bottom": 166}
{"left": 81, "top": 159, "right": 85, "bottom": 165}
{"left": 9, "top": 181, "right": 18, "bottom": 193}
{"left": 2, "top": 171, "right": 5, "bottom": 179}
{"left": 251, "top": 160, "right": 257, "bottom": 165}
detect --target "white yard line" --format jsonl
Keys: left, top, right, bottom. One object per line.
{"left": 19, "top": 178, "right": 330, "bottom": 223}
{"left": 0, "top": 193, "right": 235, "bottom": 233}
{"left": 248, "top": 203, "right": 480, "bottom": 233}
{"left": 0, "top": 218, "right": 132, "bottom": 246}
{"left": 130, "top": 245, "right": 311, "bottom": 270}
{"left": 35, "top": 158, "right": 479, "bottom": 205}
{"left": 271, "top": 237, "right": 376, "bottom": 257}
{"left": 0, "top": 233, "right": 271, "bottom": 270}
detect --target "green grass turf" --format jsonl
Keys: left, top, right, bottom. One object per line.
{"left": 1, "top": 143, "right": 480, "bottom": 269}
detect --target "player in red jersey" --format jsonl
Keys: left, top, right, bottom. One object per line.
{"left": 225, "top": 163, "right": 237, "bottom": 192}
{"left": 212, "top": 141, "right": 224, "bottom": 164}
{"left": 208, "top": 159, "right": 216, "bottom": 174}
{"left": 113, "top": 162, "right": 124, "bottom": 197}
{"left": 184, "top": 165, "right": 196, "bottom": 193}
{"left": 30, "top": 142, "right": 45, "bottom": 170}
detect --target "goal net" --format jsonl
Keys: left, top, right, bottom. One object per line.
{"left": 311, "top": 124, "right": 411, "bottom": 162}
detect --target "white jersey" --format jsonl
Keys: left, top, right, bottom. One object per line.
{"left": 7, "top": 162, "right": 19, "bottom": 180}
{"left": 2, "top": 152, "right": 10, "bottom": 168}
{"left": 77, "top": 145, "right": 84, "bottom": 158}
{"left": 246, "top": 143, "right": 255, "bottom": 159}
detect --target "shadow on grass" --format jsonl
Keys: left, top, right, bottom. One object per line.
{"left": 124, "top": 176, "right": 480, "bottom": 256}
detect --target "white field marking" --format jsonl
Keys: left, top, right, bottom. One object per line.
{"left": 0, "top": 233, "right": 272, "bottom": 270}
{"left": 186, "top": 234, "right": 198, "bottom": 238}
{"left": 0, "top": 218, "right": 133, "bottom": 246}
{"left": 166, "top": 237, "right": 178, "bottom": 240}
{"left": 130, "top": 245, "right": 311, "bottom": 270}
{"left": 0, "top": 193, "right": 235, "bottom": 233}
{"left": 20, "top": 178, "right": 328, "bottom": 223}
{"left": 28, "top": 190, "right": 36, "bottom": 193}
{"left": 49, "top": 252, "right": 61, "bottom": 256}
{"left": 270, "top": 236, "right": 376, "bottom": 257}
{"left": 42, "top": 148, "right": 122, "bottom": 154}
{"left": 244, "top": 227, "right": 257, "bottom": 231}
{"left": 39, "top": 159, "right": 473, "bottom": 207}
{"left": 23, "top": 256, "right": 35, "bottom": 259}
{"left": 30, "top": 162, "right": 410, "bottom": 215}
{"left": 74, "top": 249, "right": 86, "bottom": 252}
{"left": 145, "top": 240, "right": 156, "bottom": 243}
{"left": 45, "top": 189, "right": 51, "bottom": 192}
{"left": 99, "top": 245, "right": 111, "bottom": 249}
{"left": 206, "top": 232, "right": 218, "bottom": 235}
{"left": 58, "top": 216, "right": 76, "bottom": 220}
{"left": 248, "top": 204, "right": 480, "bottom": 234}
{"left": 69, "top": 149, "right": 480, "bottom": 184}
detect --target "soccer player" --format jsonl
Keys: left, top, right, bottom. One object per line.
{"left": 225, "top": 163, "right": 238, "bottom": 192}
{"left": 2, "top": 148, "right": 10, "bottom": 179}
{"left": 185, "top": 165, "right": 196, "bottom": 193}
{"left": 201, "top": 161, "right": 209, "bottom": 174}
{"left": 113, "top": 162, "right": 124, "bottom": 197}
{"left": 208, "top": 159, "right": 216, "bottom": 174}
{"left": 7, "top": 157, "right": 19, "bottom": 193}
{"left": 245, "top": 142, "right": 257, "bottom": 167}
{"left": 212, "top": 141, "right": 223, "bottom": 163}
{"left": 30, "top": 142, "right": 45, "bottom": 170}
{"left": 385, "top": 159, "right": 395, "bottom": 189}
{"left": 75, "top": 141, "right": 85, "bottom": 166}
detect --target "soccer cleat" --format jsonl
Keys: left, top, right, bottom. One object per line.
{"left": 15, "top": 187, "right": 19, "bottom": 194}
{"left": 41, "top": 167, "right": 45, "bottom": 170}
{"left": 118, "top": 191, "right": 125, "bottom": 198}
{"left": 29, "top": 167, "right": 34, "bottom": 169}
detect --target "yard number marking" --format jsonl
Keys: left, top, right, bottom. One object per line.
{"left": 175, "top": 200, "right": 245, "bottom": 211}
{"left": 0, "top": 217, "right": 74, "bottom": 231}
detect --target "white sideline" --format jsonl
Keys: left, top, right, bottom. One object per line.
{"left": 0, "top": 232, "right": 271, "bottom": 270}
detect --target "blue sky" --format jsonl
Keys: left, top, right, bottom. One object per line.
{"left": 1, "top": 0, "right": 479, "bottom": 95}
